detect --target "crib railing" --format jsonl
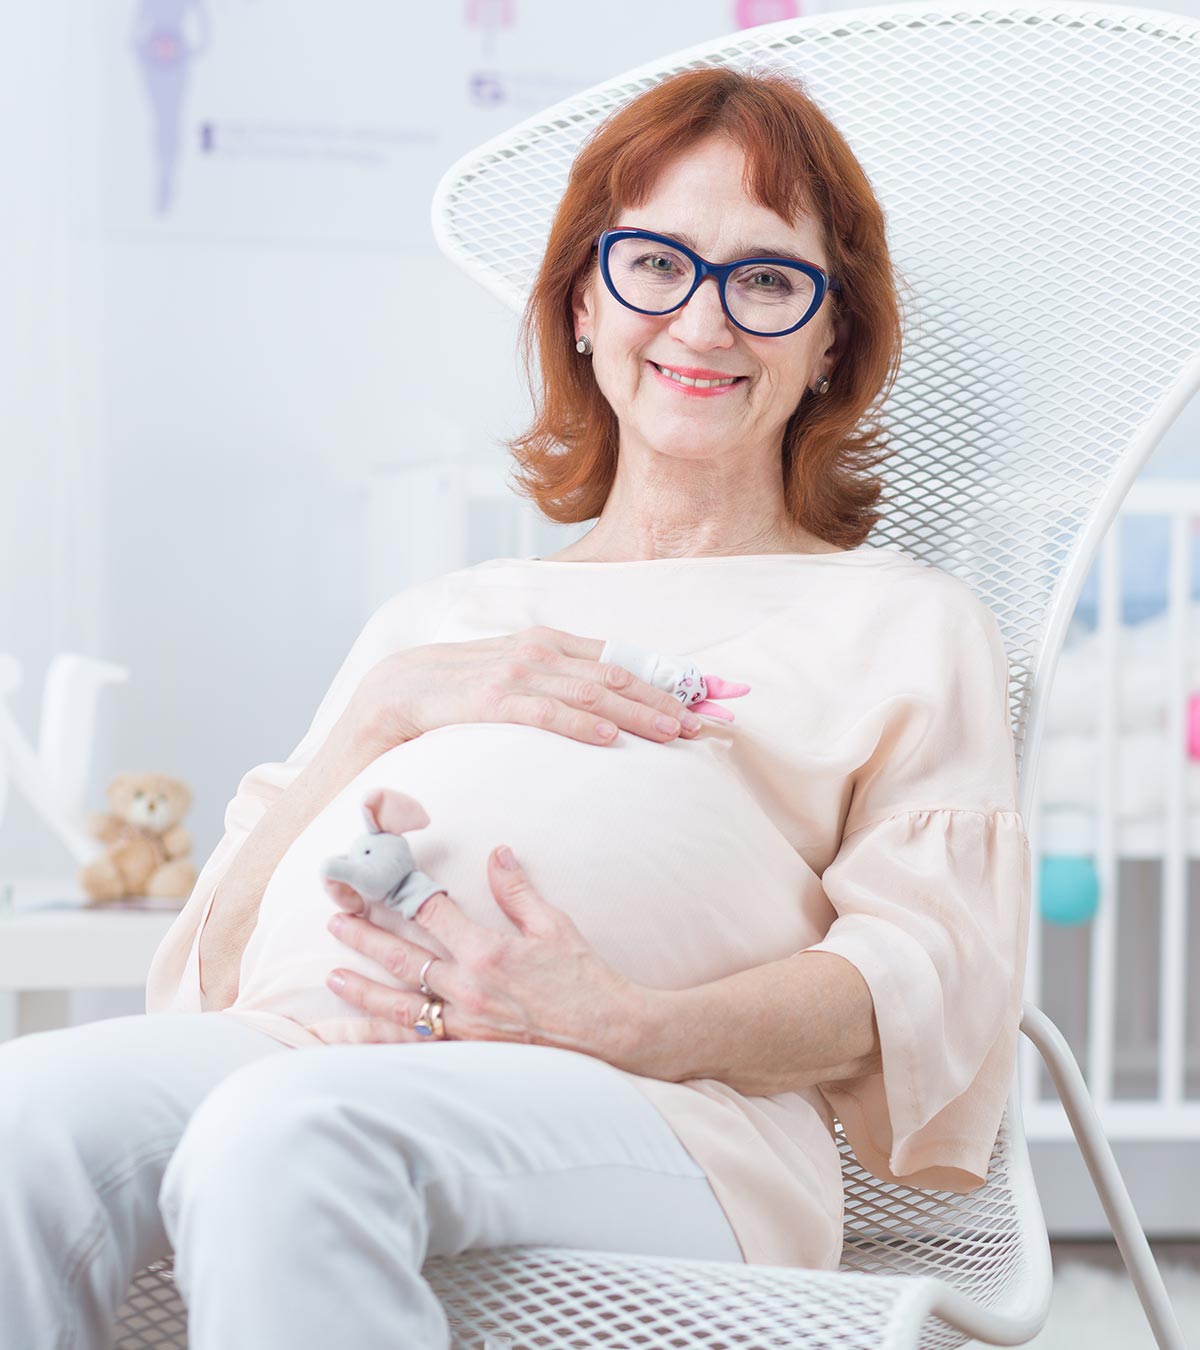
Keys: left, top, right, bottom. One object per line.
{"left": 1022, "top": 478, "right": 1200, "bottom": 1145}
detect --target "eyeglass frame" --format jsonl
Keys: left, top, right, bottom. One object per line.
{"left": 591, "top": 228, "right": 842, "bottom": 338}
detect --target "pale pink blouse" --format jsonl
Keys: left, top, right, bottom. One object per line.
{"left": 144, "top": 543, "right": 1031, "bottom": 1271}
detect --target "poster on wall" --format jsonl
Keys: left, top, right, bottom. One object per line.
{"left": 103, "top": 0, "right": 817, "bottom": 248}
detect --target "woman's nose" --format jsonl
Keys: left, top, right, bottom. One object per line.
{"left": 668, "top": 275, "right": 735, "bottom": 346}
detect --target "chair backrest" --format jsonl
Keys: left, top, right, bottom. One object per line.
{"left": 431, "top": 0, "right": 1200, "bottom": 816}
{"left": 430, "top": 0, "right": 1200, "bottom": 1308}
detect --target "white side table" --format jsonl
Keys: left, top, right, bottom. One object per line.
{"left": 0, "top": 876, "right": 182, "bottom": 1040}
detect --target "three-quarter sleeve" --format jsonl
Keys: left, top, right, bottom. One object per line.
{"left": 144, "top": 578, "right": 445, "bottom": 1015}
{"left": 801, "top": 582, "right": 1031, "bottom": 1192}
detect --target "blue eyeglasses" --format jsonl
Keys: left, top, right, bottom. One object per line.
{"left": 592, "top": 228, "right": 841, "bottom": 338}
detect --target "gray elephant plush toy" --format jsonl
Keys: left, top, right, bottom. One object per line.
{"left": 321, "top": 788, "right": 445, "bottom": 920}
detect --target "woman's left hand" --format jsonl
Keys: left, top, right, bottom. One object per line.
{"left": 325, "top": 845, "right": 655, "bottom": 1071}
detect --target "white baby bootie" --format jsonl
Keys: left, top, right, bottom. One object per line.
{"left": 598, "top": 639, "right": 751, "bottom": 722}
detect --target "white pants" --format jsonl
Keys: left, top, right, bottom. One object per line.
{"left": 0, "top": 1011, "right": 742, "bottom": 1349}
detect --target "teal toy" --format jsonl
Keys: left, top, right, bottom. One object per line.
{"left": 1039, "top": 854, "right": 1100, "bottom": 925}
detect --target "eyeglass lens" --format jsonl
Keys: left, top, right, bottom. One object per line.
{"left": 607, "top": 237, "right": 817, "bottom": 333}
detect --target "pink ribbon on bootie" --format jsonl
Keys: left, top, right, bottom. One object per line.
{"left": 681, "top": 671, "right": 753, "bottom": 722}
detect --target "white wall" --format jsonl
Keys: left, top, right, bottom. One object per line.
{"left": 0, "top": 6, "right": 542, "bottom": 890}
{"left": 92, "top": 234, "right": 532, "bottom": 864}
{"left": 0, "top": 5, "right": 105, "bottom": 877}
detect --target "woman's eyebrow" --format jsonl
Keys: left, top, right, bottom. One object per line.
{"left": 650, "top": 228, "right": 814, "bottom": 264}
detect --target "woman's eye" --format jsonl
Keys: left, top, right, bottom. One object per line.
{"left": 638, "top": 253, "right": 680, "bottom": 273}
{"left": 731, "top": 268, "right": 796, "bottom": 295}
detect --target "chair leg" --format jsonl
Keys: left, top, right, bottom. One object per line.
{"left": 1019, "top": 1002, "right": 1188, "bottom": 1350}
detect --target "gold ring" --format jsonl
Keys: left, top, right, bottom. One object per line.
{"left": 418, "top": 955, "right": 438, "bottom": 996}
{"left": 415, "top": 998, "right": 447, "bottom": 1040}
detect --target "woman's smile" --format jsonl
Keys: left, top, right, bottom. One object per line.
{"left": 646, "top": 359, "right": 749, "bottom": 398}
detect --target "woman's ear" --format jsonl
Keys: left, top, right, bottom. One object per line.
{"left": 571, "top": 274, "right": 596, "bottom": 342}
{"left": 819, "top": 310, "right": 850, "bottom": 380}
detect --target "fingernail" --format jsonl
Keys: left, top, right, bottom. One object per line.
{"left": 327, "top": 915, "right": 344, "bottom": 935}
{"left": 327, "top": 972, "right": 345, "bottom": 992}
{"left": 681, "top": 711, "right": 702, "bottom": 730}
{"left": 654, "top": 714, "right": 680, "bottom": 735}
{"left": 497, "top": 845, "right": 518, "bottom": 870}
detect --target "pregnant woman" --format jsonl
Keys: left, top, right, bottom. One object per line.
{"left": 0, "top": 66, "right": 1030, "bottom": 1349}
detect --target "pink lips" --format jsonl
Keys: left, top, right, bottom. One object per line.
{"left": 647, "top": 361, "right": 747, "bottom": 399}
{"left": 652, "top": 361, "right": 745, "bottom": 380}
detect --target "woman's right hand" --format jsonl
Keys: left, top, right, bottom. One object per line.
{"left": 350, "top": 627, "right": 703, "bottom": 753}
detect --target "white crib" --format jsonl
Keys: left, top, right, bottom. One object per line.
{"left": 1022, "top": 478, "right": 1200, "bottom": 1167}
{"left": 367, "top": 459, "right": 1200, "bottom": 1222}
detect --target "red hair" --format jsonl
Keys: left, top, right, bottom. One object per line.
{"left": 500, "top": 65, "right": 910, "bottom": 546}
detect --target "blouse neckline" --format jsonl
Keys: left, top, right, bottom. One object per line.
{"left": 487, "top": 543, "right": 891, "bottom": 568}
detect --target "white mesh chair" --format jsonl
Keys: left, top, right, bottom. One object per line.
{"left": 114, "top": 3, "right": 1197, "bottom": 1345}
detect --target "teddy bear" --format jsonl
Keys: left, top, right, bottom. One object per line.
{"left": 78, "top": 770, "right": 197, "bottom": 904}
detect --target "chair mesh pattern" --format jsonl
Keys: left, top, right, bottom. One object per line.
{"left": 114, "top": 3, "right": 1200, "bottom": 1346}
{"left": 113, "top": 1259, "right": 188, "bottom": 1349}
{"left": 114, "top": 1115, "right": 1030, "bottom": 1348}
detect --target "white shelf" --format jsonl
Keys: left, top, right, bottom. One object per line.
{"left": 0, "top": 906, "right": 180, "bottom": 991}
{"left": 0, "top": 875, "right": 184, "bottom": 1037}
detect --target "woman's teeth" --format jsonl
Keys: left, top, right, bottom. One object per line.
{"left": 652, "top": 362, "right": 742, "bottom": 389}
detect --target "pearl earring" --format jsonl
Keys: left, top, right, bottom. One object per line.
{"left": 575, "top": 336, "right": 593, "bottom": 356}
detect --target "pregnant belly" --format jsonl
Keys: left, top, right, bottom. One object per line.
{"left": 231, "top": 723, "right": 810, "bottom": 1029}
